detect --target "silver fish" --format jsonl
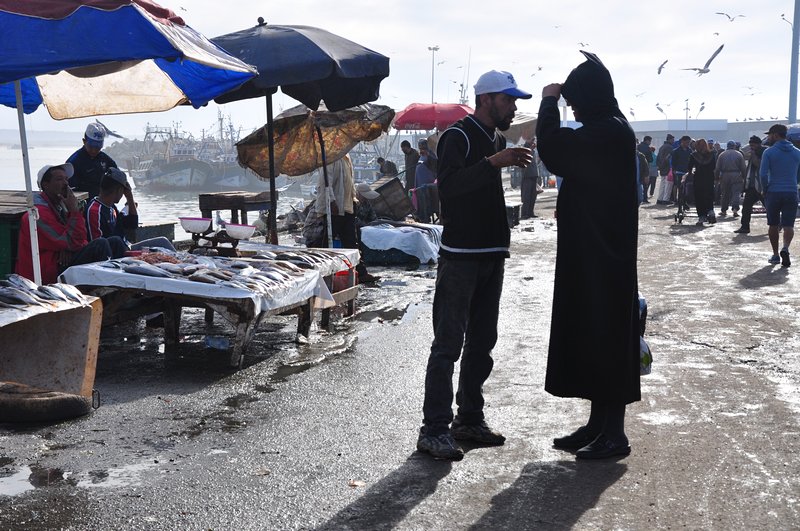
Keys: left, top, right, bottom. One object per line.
{"left": 6, "top": 273, "right": 39, "bottom": 291}
{"left": 123, "top": 264, "right": 173, "bottom": 278}
{"left": 0, "top": 287, "right": 47, "bottom": 306}
{"left": 51, "top": 283, "right": 86, "bottom": 303}
{"left": 37, "top": 285, "right": 69, "bottom": 302}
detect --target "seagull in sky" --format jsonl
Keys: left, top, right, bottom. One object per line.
{"left": 578, "top": 42, "right": 589, "bottom": 47}
{"left": 716, "top": 12, "right": 745, "bottom": 22}
{"left": 629, "top": 108, "right": 636, "bottom": 119}
{"left": 94, "top": 120, "right": 124, "bottom": 139}
{"left": 681, "top": 44, "right": 724, "bottom": 76}
{"left": 657, "top": 60, "right": 668, "bottom": 74}
{"left": 635, "top": 92, "right": 646, "bottom": 98}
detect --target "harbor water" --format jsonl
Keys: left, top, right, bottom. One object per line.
{"left": 0, "top": 145, "right": 311, "bottom": 241}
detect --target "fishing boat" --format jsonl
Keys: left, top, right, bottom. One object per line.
{"left": 129, "top": 114, "right": 264, "bottom": 192}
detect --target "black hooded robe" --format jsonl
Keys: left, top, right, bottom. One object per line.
{"left": 535, "top": 53, "right": 641, "bottom": 404}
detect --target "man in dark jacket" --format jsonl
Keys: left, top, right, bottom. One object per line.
{"left": 734, "top": 136, "right": 766, "bottom": 234}
{"left": 536, "top": 51, "right": 640, "bottom": 460}
{"left": 417, "top": 70, "right": 532, "bottom": 461}
{"left": 67, "top": 122, "right": 118, "bottom": 199}
{"left": 400, "top": 140, "right": 420, "bottom": 192}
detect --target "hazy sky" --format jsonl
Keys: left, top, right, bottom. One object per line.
{"left": 1, "top": 0, "right": 797, "bottom": 139}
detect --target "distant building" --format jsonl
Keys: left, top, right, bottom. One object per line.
{"left": 631, "top": 119, "right": 788, "bottom": 145}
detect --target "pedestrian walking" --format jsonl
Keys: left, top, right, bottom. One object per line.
{"left": 655, "top": 134, "right": 675, "bottom": 204}
{"left": 760, "top": 124, "right": 800, "bottom": 266}
{"left": 536, "top": 51, "right": 640, "bottom": 460}
{"left": 520, "top": 137, "right": 542, "bottom": 218}
{"left": 417, "top": 70, "right": 532, "bottom": 461}
{"left": 688, "top": 139, "right": 718, "bottom": 226}
{"left": 715, "top": 140, "right": 746, "bottom": 217}
{"left": 734, "top": 135, "right": 766, "bottom": 234}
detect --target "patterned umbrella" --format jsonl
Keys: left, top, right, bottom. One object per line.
{"left": 237, "top": 103, "right": 394, "bottom": 248}
{"left": 237, "top": 103, "right": 394, "bottom": 177}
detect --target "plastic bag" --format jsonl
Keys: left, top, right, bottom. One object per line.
{"left": 640, "top": 336, "right": 652, "bottom": 375}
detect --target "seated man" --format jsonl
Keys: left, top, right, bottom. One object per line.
{"left": 86, "top": 167, "right": 174, "bottom": 251}
{"left": 16, "top": 163, "right": 127, "bottom": 284}
{"left": 376, "top": 157, "right": 398, "bottom": 177}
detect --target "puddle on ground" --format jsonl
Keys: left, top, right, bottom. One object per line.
{"left": 354, "top": 305, "right": 409, "bottom": 323}
{"left": 75, "top": 461, "right": 160, "bottom": 489}
{"left": 0, "top": 466, "right": 74, "bottom": 496}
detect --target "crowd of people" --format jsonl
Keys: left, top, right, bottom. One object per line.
{"left": 640, "top": 124, "right": 800, "bottom": 266}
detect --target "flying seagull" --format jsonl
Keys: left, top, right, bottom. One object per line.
{"left": 657, "top": 59, "right": 668, "bottom": 74}
{"left": 94, "top": 120, "right": 124, "bottom": 139}
{"left": 629, "top": 108, "right": 635, "bottom": 119}
{"left": 681, "top": 44, "right": 724, "bottom": 76}
{"left": 578, "top": 42, "right": 589, "bottom": 47}
{"left": 716, "top": 12, "right": 745, "bottom": 22}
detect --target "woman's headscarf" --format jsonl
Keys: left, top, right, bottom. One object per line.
{"left": 561, "top": 51, "right": 627, "bottom": 123}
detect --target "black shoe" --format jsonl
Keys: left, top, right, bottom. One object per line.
{"left": 553, "top": 425, "right": 599, "bottom": 450}
{"left": 707, "top": 217, "right": 717, "bottom": 224}
{"left": 733, "top": 211, "right": 739, "bottom": 218}
{"left": 575, "top": 434, "right": 631, "bottom": 460}
{"left": 451, "top": 420, "right": 506, "bottom": 446}
{"left": 781, "top": 248, "right": 791, "bottom": 267}
{"left": 416, "top": 428, "right": 464, "bottom": 460}
{"left": 358, "top": 273, "right": 380, "bottom": 284}
{"left": 734, "top": 227, "right": 750, "bottom": 234}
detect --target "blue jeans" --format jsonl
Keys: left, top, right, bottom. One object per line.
{"left": 422, "top": 256, "right": 505, "bottom": 434}
{"left": 69, "top": 236, "right": 128, "bottom": 267}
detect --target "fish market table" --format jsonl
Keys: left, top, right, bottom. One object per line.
{"left": 61, "top": 255, "right": 335, "bottom": 368}
{"left": 237, "top": 243, "right": 360, "bottom": 327}
{"left": 198, "top": 191, "right": 275, "bottom": 225}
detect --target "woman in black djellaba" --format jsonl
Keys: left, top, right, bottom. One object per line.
{"left": 687, "top": 138, "right": 717, "bottom": 226}
{"left": 536, "top": 51, "right": 641, "bottom": 459}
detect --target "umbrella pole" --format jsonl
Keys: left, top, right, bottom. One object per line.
{"left": 266, "top": 94, "right": 278, "bottom": 244}
{"left": 14, "top": 81, "right": 42, "bottom": 285}
{"left": 315, "top": 125, "right": 333, "bottom": 249}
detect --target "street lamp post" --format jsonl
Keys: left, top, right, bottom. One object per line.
{"left": 684, "top": 98, "right": 689, "bottom": 133}
{"left": 428, "top": 45, "right": 439, "bottom": 104}
{"left": 789, "top": 1, "right": 800, "bottom": 122}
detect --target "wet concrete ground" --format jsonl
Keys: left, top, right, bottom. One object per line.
{"left": 1, "top": 188, "right": 799, "bottom": 530}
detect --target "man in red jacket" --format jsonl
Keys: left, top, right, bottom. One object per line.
{"left": 16, "top": 163, "right": 127, "bottom": 284}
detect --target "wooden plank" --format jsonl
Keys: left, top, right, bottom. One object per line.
{"left": 330, "top": 285, "right": 359, "bottom": 305}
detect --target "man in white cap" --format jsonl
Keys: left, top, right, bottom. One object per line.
{"left": 67, "top": 122, "right": 118, "bottom": 198}
{"left": 16, "top": 163, "right": 127, "bottom": 284}
{"left": 417, "top": 70, "right": 533, "bottom": 460}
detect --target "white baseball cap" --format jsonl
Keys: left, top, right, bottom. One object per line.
{"left": 37, "top": 163, "right": 74, "bottom": 187}
{"left": 84, "top": 122, "right": 106, "bottom": 148}
{"left": 474, "top": 70, "right": 532, "bottom": 99}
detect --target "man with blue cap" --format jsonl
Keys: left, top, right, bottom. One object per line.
{"left": 67, "top": 122, "right": 118, "bottom": 198}
{"left": 416, "top": 69, "right": 533, "bottom": 460}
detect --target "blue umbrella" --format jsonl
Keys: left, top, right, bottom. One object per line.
{"left": 0, "top": 0, "right": 256, "bottom": 283}
{"left": 212, "top": 19, "right": 390, "bottom": 243}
